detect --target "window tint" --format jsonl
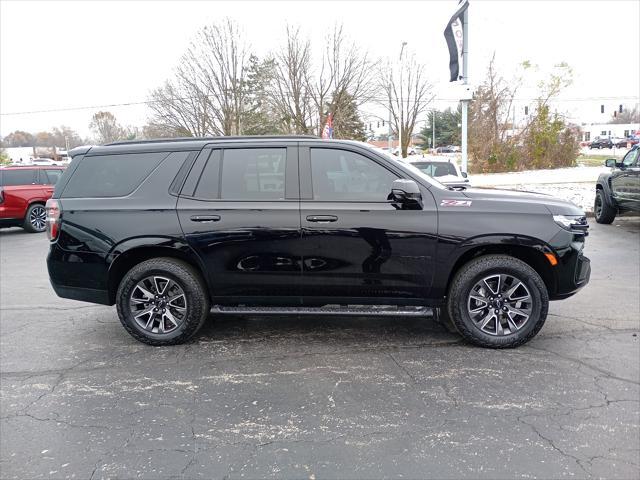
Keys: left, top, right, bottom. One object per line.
{"left": 310, "top": 148, "right": 397, "bottom": 201}
{"left": 0, "top": 169, "right": 36, "bottom": 186}
{"left": 622, "top": 148, "right": 638, "bottom": 167}
{"left": 43, "top": 169, "right": 63, "bottom": 185}
{"left": 414, "top": 162, "right": 457, "bottom": 177}
{"left": 193, "top": 150, "right": 221, "bottom": 199}
{"left": 62, "top": 152, "right": 167, "bottom": 198}
{"left": 221, "top": 149, "right": 286, "bottom": 200}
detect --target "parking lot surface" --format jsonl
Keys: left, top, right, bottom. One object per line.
{"left": 1, "top": 219, "right": 639, "bottom": 479}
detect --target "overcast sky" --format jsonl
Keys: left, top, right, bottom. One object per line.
{"left": 1, "top": 0, "right": 639, "bottom": 138}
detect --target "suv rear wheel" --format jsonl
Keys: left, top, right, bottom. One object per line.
{"left": 594, "top": 189, "right": 616, "bottom": 224}
{"left": 116, "top": 258, "right": 210, "bottom": 345}
{"left": 447, "top": 255, "right": 549, "bottom": 348}
{"left": 23, "top": 203, "right": 46, "bottom": 233}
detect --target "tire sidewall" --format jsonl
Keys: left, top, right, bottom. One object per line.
{"left": 449, "top": 257, "right": 548, "bottom": 348}
{"left": 24, "top": 204, "right": 46, "bottom": 233}
{"left": 116, "top": 260, "right": 207, "bottom": 344}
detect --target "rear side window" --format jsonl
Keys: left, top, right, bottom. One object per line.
{"left": 62, "top": 152, "right": 168, "bottom": 198}
{"left": 193, "top": 150, "right": 221, "bottom": 199}
{"left": 0, "top": 169, "right": 36, "bottom": 186}
{"left": 220, "top": 148, "right": 286, "bottom": 200}
{"left": 43, "top": 169, "right": 64, "bottom": 185}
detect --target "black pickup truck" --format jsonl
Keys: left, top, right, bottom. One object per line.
{"left": 595, "top": 145, "right": 640, "bottom": 223}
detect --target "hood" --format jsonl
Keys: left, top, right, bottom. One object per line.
{"left": 460, "top": 187, "right": 584, "bottom": 215}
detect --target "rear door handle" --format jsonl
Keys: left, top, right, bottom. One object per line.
{"left": 306, "top": 215, "right": 338, "bottom": 223}
{"left": 190, "top": 215, "right": 221, "bottom": 223}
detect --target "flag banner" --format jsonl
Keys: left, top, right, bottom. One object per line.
{"left": 322, "top": 113, "right": 334, "bottom": 139}
{"left": 444, "top": 0, "right": 469, "bottom": 82}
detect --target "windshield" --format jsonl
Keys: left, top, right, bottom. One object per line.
{"left": 412, "top": 161, "right": 458, "bottom": 177}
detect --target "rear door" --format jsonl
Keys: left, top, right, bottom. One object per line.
{"left": 176, "top": 143, "right": 302, "bottom": 304}
{"left": 0, "top": 168, "right": 38, "bottom": 219}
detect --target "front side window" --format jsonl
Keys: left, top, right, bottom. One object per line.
{"left": 0, "top": 169, "right": 36, "bottom": 186}
{"left": 310, "top": 148, "right": 397, "bottom": 201}
{"left": 221, "top": 148, "right": 286, "bottom": 200}
{"left": 622, "top": 148, "right": 639, "bottom": 167}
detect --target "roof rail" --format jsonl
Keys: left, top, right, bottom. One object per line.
{"left": 106, "top": 135, "right": 320, "bottom": 146}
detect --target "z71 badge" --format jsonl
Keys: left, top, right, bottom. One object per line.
{"left": 440, "top": 199, "right": 472, "bottom": 207}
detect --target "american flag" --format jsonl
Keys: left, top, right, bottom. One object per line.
{"left": 322, "top": 113, "right": 334, "bottom": 139}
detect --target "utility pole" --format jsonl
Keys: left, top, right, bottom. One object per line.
{"left": 461, "top": 6, "right": 469, "bottom": 173}
{"left": 398, "top": 41, "right": 407, "bottom": 158}
{"left": 432, "top": 110, "right": 436, "bottom": 151}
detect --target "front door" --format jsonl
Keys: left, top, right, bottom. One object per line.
{"left": 177, "top": 144, "right": 302, "bottom": 304}
{"left": 612, "top": 148, "right": 640, "bottom": 210}
{"left": 298, "top": 145, "right": 438, "bottom": 304}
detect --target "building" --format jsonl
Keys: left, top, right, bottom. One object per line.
{"left": 578, "top": 123, "right": 639, "bottom": 142}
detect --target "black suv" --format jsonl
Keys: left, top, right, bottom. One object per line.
{"left": 594, "top": 145, "right": 640, "bottom": 223}
{"left": 47, "top": 137, "right": 591, "bottom": 348}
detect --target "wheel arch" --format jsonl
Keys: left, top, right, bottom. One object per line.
{"left": 444, "top": 240, "right": 557, "bottom": 299}
{"left": 107, "top": 243, "right": 210, "bottom": 304}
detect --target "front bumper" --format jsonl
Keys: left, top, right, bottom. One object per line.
{"left": 550, "top": 246, "right": 591, "bottom": 300}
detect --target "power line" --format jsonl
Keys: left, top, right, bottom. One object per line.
{"left": 1, "top": 95, "right": 638, "bottom": 117}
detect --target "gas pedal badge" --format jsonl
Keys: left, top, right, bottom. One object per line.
{"left": 440, "top": 199, "right": 472, "bottom": 207}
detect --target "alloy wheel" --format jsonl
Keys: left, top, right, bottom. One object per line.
{"left": 29, "top": 206, "right": 46, "bottom": 231}
{"left": 129, "top": 276, "right": 188, "bottom": 334}
{"left": 467, "top": 274, "right": 533, "bottom": 336}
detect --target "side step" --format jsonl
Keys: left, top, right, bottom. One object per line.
{"left": 211, "top": 305, "right": 434, "bottom": 317}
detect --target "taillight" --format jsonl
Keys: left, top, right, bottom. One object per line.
{"left": 0, "top": 187, "right": 4, "bottom": 204}
{"left": 46, "top": 199, "right": 61, "bottom": 241}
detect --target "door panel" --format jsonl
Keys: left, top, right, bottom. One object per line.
{"left": 176, "top": 144, "right": 302, "bottom": 303}
{"left": 612, "top": 149, "right": 640, "bottom": 209}
{"left": 298, "top": 145, "right": 438, "bottom": 303}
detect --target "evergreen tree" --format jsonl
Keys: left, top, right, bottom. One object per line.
{"left": 327, "top": 91, "right": 366, "bottom": 140}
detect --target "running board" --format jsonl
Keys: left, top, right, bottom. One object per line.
{"left": 211, "top": 305, "right": 434, "bottom": 317}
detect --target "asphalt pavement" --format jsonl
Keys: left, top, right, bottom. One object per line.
{"left": 1, "top": 219, "right": 638, "bottom": 479}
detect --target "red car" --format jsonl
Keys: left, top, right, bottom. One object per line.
{"left": 0, "top": 166, "right": 65, "bottom": 232}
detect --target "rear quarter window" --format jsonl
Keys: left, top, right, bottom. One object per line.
{"left": 0, "top": 169, "right": 36, "bottom": 186}
{"left": 61, "top": 152, "right": 168, "bottom": 198}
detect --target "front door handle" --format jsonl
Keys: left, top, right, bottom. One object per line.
{"left": 306, "top": 215, "right": 338, "bottom": 223}
{"left": 190, "top": 215, "right": 221, "bottom": 223}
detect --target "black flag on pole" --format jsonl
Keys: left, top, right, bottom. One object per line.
{"left": 444, "top": 0, "right": 469, "bottom": 82}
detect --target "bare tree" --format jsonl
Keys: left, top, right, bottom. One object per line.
{"left": 378, "top": 54, "right": 434, "bottom": 157}
{"left": 89, "top": 111, "right": 125, "bottom": 144}
{"left": 147, "top": 18, "right": 248, "bottom": 136}
{"left": 311, "top": 25, "right": 375, "bottom": 136}
{"left": 269, "top": 26, "right": 314, "bottom": 134}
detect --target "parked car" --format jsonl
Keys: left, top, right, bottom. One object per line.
{"left": 409, "top": 158, "right": 470, "bottom": 188}
{"left": 435, "top": 146, "right": 455, "bottom": 154}
{"left": 47, "top": 137, "right": 590, "bottom": 348}
{"left": 0, "top": 166, "right": 65, "bottom": 232}
{"left": 594, "top": 145, "right": 640, "bottom": 223}
{"left": 589, "top": 137, "right": 614, "bottom": 149}
{"left": 612, "top": 137, "right": 629, "bottom": 148}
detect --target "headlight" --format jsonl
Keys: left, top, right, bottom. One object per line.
{"left": 553, "top": 215, "right": 589, "bottom": 234}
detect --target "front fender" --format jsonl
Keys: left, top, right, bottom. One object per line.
{"left": 596, "top": 173, "right": 616, "bottom": 207}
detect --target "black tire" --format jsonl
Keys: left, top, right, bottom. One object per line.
{"left": 594, "top": 189, "right": 616, "bottom": 224}
{"left": 116, "top": 258, "right": 210, "bottom": 346}
{"left": 22, "top": 203, "right": 46, "bottom": 233}
{"left": 447, "top": 255, "right": 549, "bottom": 348}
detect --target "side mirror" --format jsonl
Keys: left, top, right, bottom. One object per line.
{"left": 605, "top": 158, "right": 618, "bottom": 168}
{"left": 390, "top": 179, "right": 423, "bottom": 210}
{"left": 461, "top": 171, "right": 468, "bottom": 178}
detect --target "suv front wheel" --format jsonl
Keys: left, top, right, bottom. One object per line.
{"left": 447, "top": 255, "right": 549, "bottom": 348}
{"left": 116, "top": 258, "right": 210, "bottom": 345}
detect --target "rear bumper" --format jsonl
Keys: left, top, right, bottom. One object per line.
{"left": 49, "top": 281, "right": 111, "bottom": 305}
{"left": 47, "top": 244, "right": 113, "bottom": 305}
